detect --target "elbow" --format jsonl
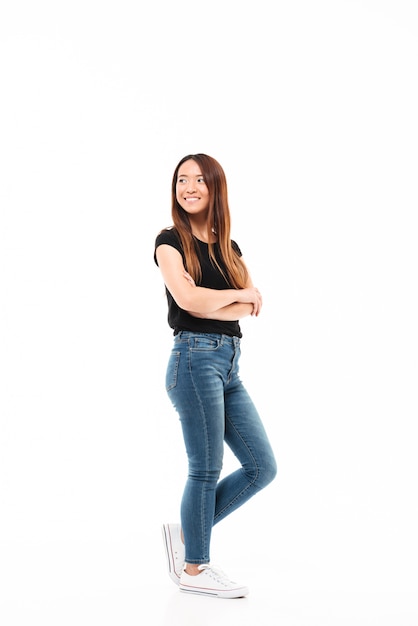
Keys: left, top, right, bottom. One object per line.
{"left": 176, "top": 292, "right": 202, "bottom": 313}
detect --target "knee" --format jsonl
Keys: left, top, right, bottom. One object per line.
{"left": 257, "top": 455, "right": 277, "bottom": 489}
{"left": 188, "top": 466, "right": 222, "bottom": 484}
{"left": 244, "top": 454, "right": 277, "bottom": 490}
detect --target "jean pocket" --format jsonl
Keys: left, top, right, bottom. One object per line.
{"left": 166, "top": 351, "right": 181, "bottom": 391}
{"left": 190, "top": 336, "right": 220, "bottom": 351}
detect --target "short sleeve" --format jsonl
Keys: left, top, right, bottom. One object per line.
{"left": 154, "top": 228, "right": 184, "bottom": 266}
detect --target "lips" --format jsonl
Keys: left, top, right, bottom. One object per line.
{"left": 184, "top": 197, "right": 200, "bottom": 202}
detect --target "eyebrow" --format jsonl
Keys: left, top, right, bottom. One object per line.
{"left": 177, "top": 172, "right": 203, "bottom": 178}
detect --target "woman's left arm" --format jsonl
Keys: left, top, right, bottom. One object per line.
{"left": 189, "top": 301, "right": 254, "bottom": 321}
{"left": 185, "top": 258, "right": 262, "bottom": 321}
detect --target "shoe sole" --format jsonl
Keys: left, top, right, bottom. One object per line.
{"left": 179, "top": 585, "right": 249, "bottom": 599}
{"left": 161, "top": 524, "right": 182, "bottom": 585}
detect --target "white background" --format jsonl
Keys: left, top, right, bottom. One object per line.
{"left": 1, "top": 1, "right": 417, "bottom": 624}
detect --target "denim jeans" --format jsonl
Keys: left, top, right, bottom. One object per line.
{"left": 166, "top": 331, "right": 277, "bottom": 564}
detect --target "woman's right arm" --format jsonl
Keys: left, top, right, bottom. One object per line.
{"left": 156, "top": 244, "right": 261, "bottom": 315}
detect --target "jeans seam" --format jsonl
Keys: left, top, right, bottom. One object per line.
{"left": 188, "top": 344, "right": 211, "bottom": 563}
{"left": 213, "top": 413, "right": 260, "bottom": 523}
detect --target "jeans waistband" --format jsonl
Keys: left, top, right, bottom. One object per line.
{"left": 176, "top": 330, "right": 240, "bottom": 347}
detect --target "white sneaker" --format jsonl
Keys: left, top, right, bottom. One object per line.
{"left": 179, "top": 564, "right": 249, "bottom": 599}
{"left": 162, "top": 523, "right": 185, "bottom": 585}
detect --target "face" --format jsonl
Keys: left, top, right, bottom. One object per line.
{"left": 176, "top": 159, "right": 210, "bottom": 216}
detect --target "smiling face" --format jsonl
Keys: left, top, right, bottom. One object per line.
{"left": 175, "top": 159, "right": 210, "bottom": 217}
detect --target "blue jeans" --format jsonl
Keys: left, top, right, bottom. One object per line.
{"left": 166, "top": 331, "right": 277, "bottom": 564}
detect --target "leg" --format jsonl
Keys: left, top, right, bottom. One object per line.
{"left": 214, "top": 362, "right": 277, "bottom": 525}
{"left": 166, "top": 333, "right": 227, "bottom": 564}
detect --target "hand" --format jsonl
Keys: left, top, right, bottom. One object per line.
{"left": 237, "top": 287, "right": 263, "bottom": 317}
{"left": 251, "top": 287, "right": 262, "bottom": 316}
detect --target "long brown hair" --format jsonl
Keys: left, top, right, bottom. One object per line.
{"left": 170, "top": 154, "right": 249, "bottom": 289}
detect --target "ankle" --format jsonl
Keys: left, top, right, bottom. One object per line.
{"left": 185, "top": 563, "right": 203, "bottom": 576}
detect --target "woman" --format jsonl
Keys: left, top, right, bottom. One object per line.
{"left": 155, "top": 154, "right": 277, "bottom": 598}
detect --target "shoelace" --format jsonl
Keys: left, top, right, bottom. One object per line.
{"left": 197, "top": 564, "right": 236, "bottom": 587}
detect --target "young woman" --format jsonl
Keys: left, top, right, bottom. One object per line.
{"left": 155, "top": 154, "right": 277, "bottom": 599}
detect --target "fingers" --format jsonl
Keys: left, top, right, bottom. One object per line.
{"left": 183, "top": 270, "right": 196, "bottom": 287}
{"left": 251, "top": 287, "right": 262, "bottom": 316}
{"left": 237, "top": 287, "right": 262, "bottom": 316}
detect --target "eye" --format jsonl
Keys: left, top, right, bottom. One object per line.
{"left": 177, "top": 177, "right": 187, "bottom": 184}
{"left": 197, "top": 177, "right": 205, "bottom": 183}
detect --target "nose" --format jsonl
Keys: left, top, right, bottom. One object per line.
{"left": 186, "top": 181, "right": 196, "bottom": 194}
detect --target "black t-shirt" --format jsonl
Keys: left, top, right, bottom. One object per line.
{"left": 154, "top": 228, "right": 243, "bottom": 337}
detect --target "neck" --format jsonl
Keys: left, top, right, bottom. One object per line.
{"left": 190, "top": 217, "right": 216, "bottom": 243}
{"left": 192, "top": 228, "right": 217, "bottom": 243}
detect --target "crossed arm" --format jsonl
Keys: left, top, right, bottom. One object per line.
{"left": 155, "top": 244, "right": 262, "bottom": 321}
